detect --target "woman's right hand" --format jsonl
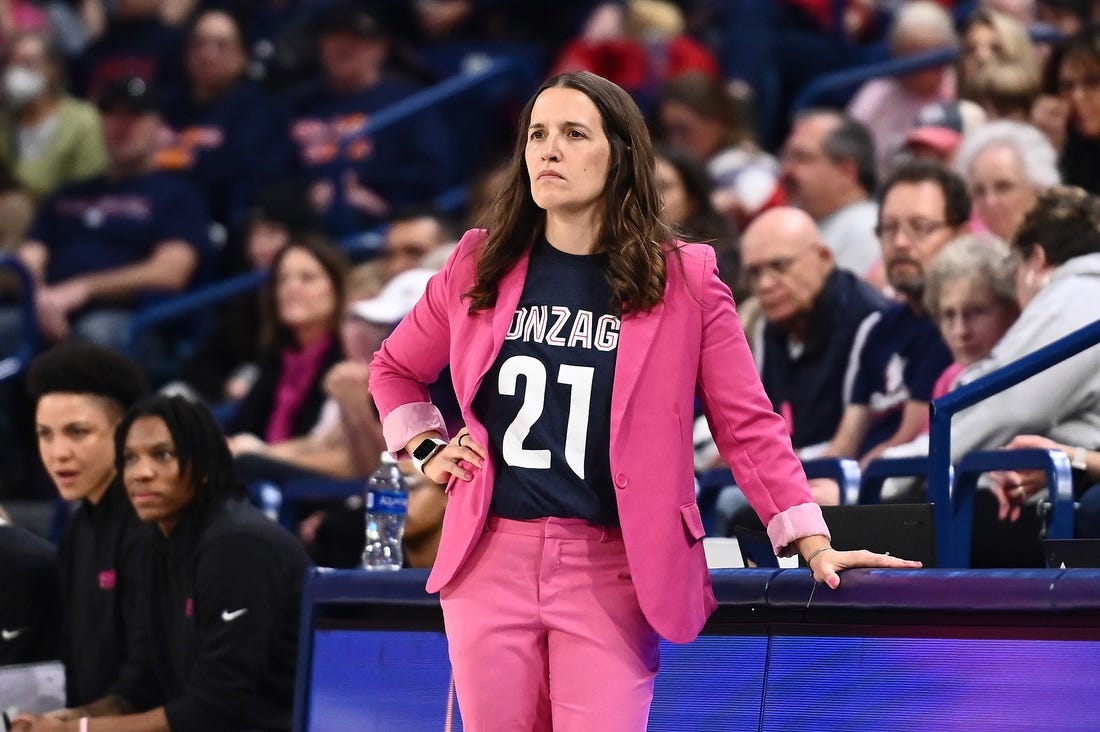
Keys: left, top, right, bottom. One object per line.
{"left": 423, "top": 428, "right": 486, "bottom": 486}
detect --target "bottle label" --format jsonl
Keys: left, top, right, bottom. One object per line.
{"left": 366, "top": 490, "right": 408, "bottom": 515}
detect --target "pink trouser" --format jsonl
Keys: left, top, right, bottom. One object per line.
{"left": 439, "top": 516, "right": 660, "bottom": 731}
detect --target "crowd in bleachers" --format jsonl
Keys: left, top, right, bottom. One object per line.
{"left": 5, "top": 0, "right": 1100, "bottom": 726}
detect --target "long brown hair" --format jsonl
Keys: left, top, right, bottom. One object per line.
{"left": 465, "top": 71, "right": 673, "bottom": 315}
{"left": 261, "top": 234, "right": 348, "bottom": 349}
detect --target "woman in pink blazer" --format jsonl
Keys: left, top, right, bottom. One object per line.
{"left": 369, "top": 71, "right": 916, "bottom": 730}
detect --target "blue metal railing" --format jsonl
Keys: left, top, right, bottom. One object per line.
{"left": 0, "top": 254, "right": 39, "bottom": 383}
{"left": 858, "top": 455, "right": 932, "bottom": 504}
{"left": 951, "top": 448, "right": 1074, "bottom": 568}
{"left": 929, "top": 317, "right": 1100, "bottom": 567}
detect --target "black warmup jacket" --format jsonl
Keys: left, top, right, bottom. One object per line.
{"left": 112, "top": 497, "right": 311, "bottom": 731}
{"left": 58, "top": 481, "right": 150, "bottom": 706}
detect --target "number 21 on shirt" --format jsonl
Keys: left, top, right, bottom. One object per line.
{"left": 498, "top": 355, "right": 593, "bottom": 479}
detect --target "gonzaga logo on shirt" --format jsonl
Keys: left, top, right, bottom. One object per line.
{"left": 504, "top": 305, "right": 619, "bottom": 352}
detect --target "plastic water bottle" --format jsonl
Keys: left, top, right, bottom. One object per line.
{"left": 362, "top": 453, "right": 408, "bottom": 570}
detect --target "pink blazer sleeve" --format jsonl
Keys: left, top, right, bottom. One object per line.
{"left": 692, "top": 246, "right": 830, "bottom": 555}
{"left": 368, "top": 231, "right": 483, "bottom": 456}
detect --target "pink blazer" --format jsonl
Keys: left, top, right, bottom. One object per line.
{"left": 369, "top": 229, "right": 828, "bottom": 643}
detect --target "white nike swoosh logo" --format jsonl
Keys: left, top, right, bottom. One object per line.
{"left": 1, "top": 627, "right": 26, "bottom": 641}
{"left": 221, "top": 608, "right": 248, "bottom": 622}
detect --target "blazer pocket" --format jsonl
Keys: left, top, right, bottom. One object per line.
{"left": 680, "top": 501, "right": 706, "bottom": 543}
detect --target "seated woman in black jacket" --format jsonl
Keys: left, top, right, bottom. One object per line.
{"left": 15, "top": 395, "right": 312, "bottom": 732}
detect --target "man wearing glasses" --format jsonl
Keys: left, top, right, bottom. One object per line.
{"left": 823, "top": 160, "right": 966, "bottom": 468}
{"left": 741, "top": 207, "right": 890, "bottom": 477}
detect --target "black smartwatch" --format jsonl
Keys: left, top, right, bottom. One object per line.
{"left": 411, "top": 437, "right": 447, "bottom": 474}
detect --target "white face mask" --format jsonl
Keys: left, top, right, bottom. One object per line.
{"left": 3, "top": 66, "right": 46, "bottom": 106}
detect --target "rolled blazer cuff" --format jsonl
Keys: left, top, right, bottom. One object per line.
{"left": 382, "top": 402, "right": 449, "bottom": 459}
{"left": 767, "top": 502, "right": 830, "bottom": 557}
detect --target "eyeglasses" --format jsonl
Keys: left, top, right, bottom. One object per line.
{"left": 874, "top": 218, "right": 948, "bottom": 242}
{"left": 937, "top": 303, "right": 998, "bottom": 327}
{"left": 744, "top": 247, "right": 814, "bottom": 284}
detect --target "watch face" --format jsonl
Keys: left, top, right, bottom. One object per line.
{"left": 413, "top": 439, "right": 440, "bottom": 461}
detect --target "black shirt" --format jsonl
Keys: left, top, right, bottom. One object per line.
{"left": 0, "top": 524, "right": 61, "bottom": 665}
{"left": 114, "top": 498, "right": 311, "bottom": 731}
{"left": 58, "top": 480, "right": 150, "bottom": 707}
{"left": 759, "top": 268, "right": 889, "bottom": 451}
{"left": 473, "top": 236, "right": 620, "bottom": 525}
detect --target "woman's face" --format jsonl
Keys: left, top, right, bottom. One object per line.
{"left": 1060, "top": 55, "right": 1100, "bottom": 137}
{"left": 658, "top": 100, "right": 723, "bottom": 161}
{"left": 968, "top": 144, "right": 1037, "bottom": 241}
{"left": 35, "top": 393, "right": 119, "bottom": 504}
{"left": 654, "top": 157, "right": 693, "bottom": 226}
{"left": 122, "top": 416, "right": 194, "bottom": 535}
{"left": 275, "top": 247, "right": 337, "bottom": 339}
{"left": 524, "top": 86, "right": 612, "bottom": 221}
{"left": 961, "top": 22, "right": 1003, "bottom": 81}
{"left": 935, "top": 278, "right": 1016, "bottom": 365}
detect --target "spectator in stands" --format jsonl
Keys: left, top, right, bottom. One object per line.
{"left": 951, "top": 187, "right": 1100, "bottom": 553}
{"left": 0, "top": 512, "right": 60, "bottom": 666}
{"left": 956, "top": 120, "right": 1060, "bottom": 241}
{"left": 1050, "top": 26, "right": 1100, "bottom": 193}
{"left": 0, "top": 76, "right": 210, "bottom": 355}
{"left": 233, "top": 267, "right": 445, "bottom": 568}
{"left": 823, "top": 160, "right": 963, "bottom": 465}
{"left": 923, "top": 235, "right": 1020, "bottom": 396}
{"left": 958, "top": 8, "right": 1038, "bottom": 100}
{"left": 379, "top": 206, "right": 451, "bottom": 281}
{"left": 899, "top": 99, "right": 988, "bottom": 167}
{"left": 654, "top": 145, "right": 743, "bottom": 299}
{"left": 158, "top": 10, "right": 293, "bottom": 255}
{"left": 848, "top": 1, "right": 959, "bottom": 178}
{"left": 744, "top": 206, "right": 890, "bottom": 462}
{"left": 288, "top": 1, "right": 454, "bottom": 236}
{"left": 0, "top": 157, "right": 34, "bottom": 253}
{"left": 1036, "top": 0, "right": 1090, "bottom": 36}
{"left": 13, "top": 395, "right": 310, "bottom": 730}
{"left": 225, "top": 236, "right": 346, "bottom": 445}
{"left": 175, "top": 181, "right": 321, "bottom": 404}
{"left": 24, "top": 344, "right": 149, "bottom": 709}
{"left": 0, "top": 31, "right": 108, "bottom": 200}
{"left": 658, "top": 72, "right": 780, "bottom": 227}
{"left": 779, "top": 109, "right": 881, "bottom": 277}
{"left": 707, "top": 206, "right": 891, "bottom": 534}
{"left": 72, "top": 0, "right": 187, "bottom": 103}
{"left": 967, "top": 60, "right": 1042, "bottom": 121}
{"left": 551, "top": 2, "right": 721, "bottom": 105}
{"left": 992, "top": 435, "right": 1100, "bottom": 537}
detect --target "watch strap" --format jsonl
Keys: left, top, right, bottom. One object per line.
{"left": 412, "top": 438, "right": 447, "bottom": 474}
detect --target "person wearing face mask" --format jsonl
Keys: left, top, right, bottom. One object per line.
{"left": 0, "top": 31, "right": 108, "bottom": 200}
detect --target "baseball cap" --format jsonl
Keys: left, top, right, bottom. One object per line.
{"left": 349, "top": 268, "right": 434, "bottom": 325}
{"left": 904, "top": 100, "right": 986, "bottom": 155}
{"left": 98, "top": 76, "right": 161, "bottom": 115}
{"left": 314, "top": 2, "right": 386, "bottom": 39}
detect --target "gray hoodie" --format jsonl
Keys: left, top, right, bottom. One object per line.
{"left": 951, "top": 252, "right": 1100, "bottom": 460}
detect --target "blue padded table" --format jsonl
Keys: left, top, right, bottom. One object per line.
{"left": 295, "top": 568, "right": 1100, "bottom": 731}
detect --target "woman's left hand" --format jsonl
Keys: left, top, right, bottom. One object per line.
{"left": 809, "top": 547, "right": 922, "bottom": 590}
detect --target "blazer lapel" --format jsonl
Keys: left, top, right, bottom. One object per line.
{"left": 462, "top": 250, "right": 531, "bottom": 409}
{"left": 611, "top": 300, "right": 665, "bottom": 427}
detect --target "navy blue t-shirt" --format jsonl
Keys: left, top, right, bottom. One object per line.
{"left": 849, "top": 302, "right": 953, "bottom": 456}
{"left": 161, "top": 82, "right": 294, "bottom": 234}
{"left": 31, "top": 171, "right": 212, "bottom": 296}
{"left": 287, "top": 76, "right": 455, "bottom": 233}
{"left": 473, "top": 237, "right": 620, "bottom": 525}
